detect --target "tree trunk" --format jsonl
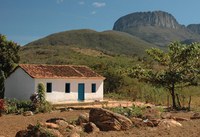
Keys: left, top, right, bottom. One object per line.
{"left": 170, "top": 83, "right": 176, "bottom": 109}
{"left": 176, "top": 94, "right": 181, "bottom": 108}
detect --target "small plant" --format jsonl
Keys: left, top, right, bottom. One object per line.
{"left": 4, "top": 99, "right": 32, "bottom": 114}
{"left": 30, "top": 83, "right": 52, "bottom": 113}
{"left": 110, "top": 105, "right": 144, "bottom": 118}
{"left": 0, "top": 99, "right": 4, "bottom": 116}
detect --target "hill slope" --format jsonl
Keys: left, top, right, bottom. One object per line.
{"left": 25, "top": 29, "right": 156, "bottom": 56}
{"left": 113, "top": 11, "right": 200, "bottom": 46}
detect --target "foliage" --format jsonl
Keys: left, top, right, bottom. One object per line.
{"left": 0, "top": 34, "right": 20, "bottom": 77}
{"left": 25, "top": 29, "right": 156, "bottom": 57}
{"left": 0, "top": 99, "right": 4, "bottom": 115}
{"left": 132, "top": 42, "right": 200, "bottom": 109}
{"left": 4, "top": 99, "right": 32, "bottom": 114}
{"left": 0, "top": 70, "right": 5, "bottom": 98}
{"left": 110, "top": 105, "right": 144, "bottom": 118}
{"left": 30, "top": 83, "right": 52, "bottom": 113}
{"left": 0, "top": 34, "right": 20, "bottom": 98}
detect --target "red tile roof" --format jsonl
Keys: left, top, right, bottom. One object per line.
{"left": 18, "top": 64, "right": 105, "bottom": 79}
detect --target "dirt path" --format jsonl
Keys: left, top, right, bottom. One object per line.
{"left": 0, "top": 110, "right": 88, "bottom": 137}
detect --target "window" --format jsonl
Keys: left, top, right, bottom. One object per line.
{"left": 46, "top": 83, "right": 52, "bottom": 93}
{"left": 91, "top": 83, "right": 96, "bottom": 93}
{"left": 65, "top": 83, "right": 70, "bottom": 93}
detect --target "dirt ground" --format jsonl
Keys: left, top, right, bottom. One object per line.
{"left": 0, "top": 110, "right": 200, "bottom": 137}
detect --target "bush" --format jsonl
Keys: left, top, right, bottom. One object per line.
{"left": 30, "top": 83, "right": 52, "bottom": 113}
{"left": 0, "top": 99, "right": 4, "bottom": 116}
{"left": 35, "top": 101, "right": 52, "bottom": 113}
{"left": 4, "top": 99, "right": 32, "bottom": 114}
{"left": 110, "top": 105, "right": 144, "bottom": 118}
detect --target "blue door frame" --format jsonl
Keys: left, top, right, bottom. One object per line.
{"left": 78, "top": 83, "right": 85, "bottom": 101}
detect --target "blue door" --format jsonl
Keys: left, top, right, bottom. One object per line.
{"left": 78, "top": 83, "right": 85, "bottom": 101}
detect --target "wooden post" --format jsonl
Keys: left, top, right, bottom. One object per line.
{"left": 188, "top": 96, "right": 191, "bottom": 111}
{"left": 167, "top": 95, "right": 170, "bottom": 108}
{"left": 176, "top": 94, "right": 181, "bottom": 108}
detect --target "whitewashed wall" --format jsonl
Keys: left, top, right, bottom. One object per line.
{"left": 4, "top": 68, "right": 104, "bottom": 103}
{"left": 5, "top": 68, "right": 35, "bottom": 100}
{"left": 35, "top": 78, "right": 104, "bottom": 103}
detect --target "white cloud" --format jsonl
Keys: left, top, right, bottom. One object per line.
{"left": 79, "top": 1, "right": 85, "bottom": 5}
{"left": 91, "top": 11, "right": 96, "bottom": 15}
{"left": 92, "top": 2, "right": 106, "bottom": 8}
{"left": 56, "top": 0, "right": 64, "bottom": 4}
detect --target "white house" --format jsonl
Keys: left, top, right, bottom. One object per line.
{"left": 5, "top": 64, "right": 105, "bottom": 103}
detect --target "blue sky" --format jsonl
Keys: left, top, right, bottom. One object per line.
{"left": 1, "top": 0, "right": 200, "bottom": 45}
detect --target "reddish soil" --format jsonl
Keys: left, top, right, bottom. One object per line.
{"left": 0, "top": 110, "right": 88, "bottom": 137}
{"left": 0, "top": 110, "right": 200, "bottom": 137}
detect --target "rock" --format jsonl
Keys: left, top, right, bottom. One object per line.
{"left": 130, "top": 117, "right": 144, "bottom": 127}
{"left": 143, "top": 108, "right": 161, "bottom": 120}
{"left": 46, "top": 117, "right": 67, "bottom": 123}
{"left": 173, "top": 117, "right": 189, "bottom": 121}
{"left": 16, "top": 124, "right": 63, "bottom": 137}
{"left": 68, "top": 124, "right": 75, "bottom": 130}
{"left": 158, "top": 119, "right": 182, "bottom": 128}
{"left": 161, "top": 112, "right": 172, "bottom": 119}
{"left": 76, "top": 113, "right": 89, "bottom": 125}
{"left": 44, "top": 122, "right": 59, "bottom": 129}
{"left": 191, "top": 113, "right": 200, "bottom": 119}
{"left": 23, "top": 111, "right": 33, "bottom": 116}
{"left": 150, "top": 119, "right": 161, "bottom": 126}
{"left": 45, "top": 128, "right": 63, "bottom": 137}
{"left": 89, "top": 108, "right": 133, "bottom": 131}
{"left": 15, "top": 130, "right": 28, "bottom": 137}
{"left": 143, "top": 119, "right": 154, "bottom": 127}
{"left": 56, "top": 120, "right": 69, "bottom": 128}
{"left": 68, "top": 131, "right": 80, "bottom": 137}
{"left": 84, "top": 122, "right": 100, "bottom": 133}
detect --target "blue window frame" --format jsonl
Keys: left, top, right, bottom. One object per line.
{"left": 65, "top": 83, "right": 70, "bottom": 93}
{"left": 46, "top": 83, "right": 52, "bottom": 93}
{"left": 91, "top": 83, "right": 96, "bottom": 93}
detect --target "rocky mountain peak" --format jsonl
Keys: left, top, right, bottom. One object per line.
{"left": 113, "top": 11, "right": 181, "bottom": 31}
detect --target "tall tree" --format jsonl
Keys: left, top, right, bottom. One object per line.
{"left": 0, "top": 34, "right": 20, "bottom": 98}
{"left": 132, "top": 42, "right": 200, "bottom": 109}
{"left": 0, "top": 34, "right": 20, "bottom": 77}
{"left": 0, "top": 71, "right": 5, "bottom": 98}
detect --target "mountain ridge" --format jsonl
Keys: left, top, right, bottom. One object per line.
{"left": 113, "top": 11, "right": 200, "bottom": 46}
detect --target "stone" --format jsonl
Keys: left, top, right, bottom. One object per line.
{"left": 76, "top": 113, "right": 89, "bottom": 125}
{"left": 46, "top": 117, "right": 67, "bottom": 123}
{"left": 89, "top": 108, "right": 133, "bottom": 131}
{"left": 45, "top": 128, "right": 63, "bottom": 137}
{"left": 161, "top": 112, "right": 172, "bottom": 119}
{"left": 143, "top": 119, "right": 154, "bottom": 127}
{"left": 150, "top": 119, "right": 161, "bottom": 126}
{"left": 44, "top": 122, "right": 59, "bottom": 129}
{"left": 191, "top": 113, "right": 200, "bottom": 119}
{"left": 23, "top": 111, "right": 33, "bottom": 116}
{"left": 68, "top": 124, "right": 75, "bottom": 130}
{"left": 158, "top": 119, "right": 182, "bottom": 128}
{"left": 15, "top": 130, "right": 28, "bottom": 137}
{"left": 84, "top": 122, "right": 100, "bottom": 133}
{"left": 68, "top": 131, "right": 80, "bottom": 137}
{"left": 16, "top": 125, "right": 63, "bottom": 137}
{"left": 173, "top": 117, "right": 189, "bottom": 121}
{"left": 56, "top": 120, "right": 69, "bottom": 128}
{"left": 130, "top": 117, "right": 144, "bottom": 127}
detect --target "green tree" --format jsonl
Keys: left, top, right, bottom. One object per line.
{"left": 37, "top": 83, "right": 46, "bottom": 104}
{"left": 132, "top": 42, "right": 200, "bottom": 109}
{"left": 0, "top": 34, "right": 20, "bottom": 98}
{"left": 0, "top": 71, "right": 5, "bottom": 98}
{"left": 0, "top": 34, "right": 20, "bottom": 77}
